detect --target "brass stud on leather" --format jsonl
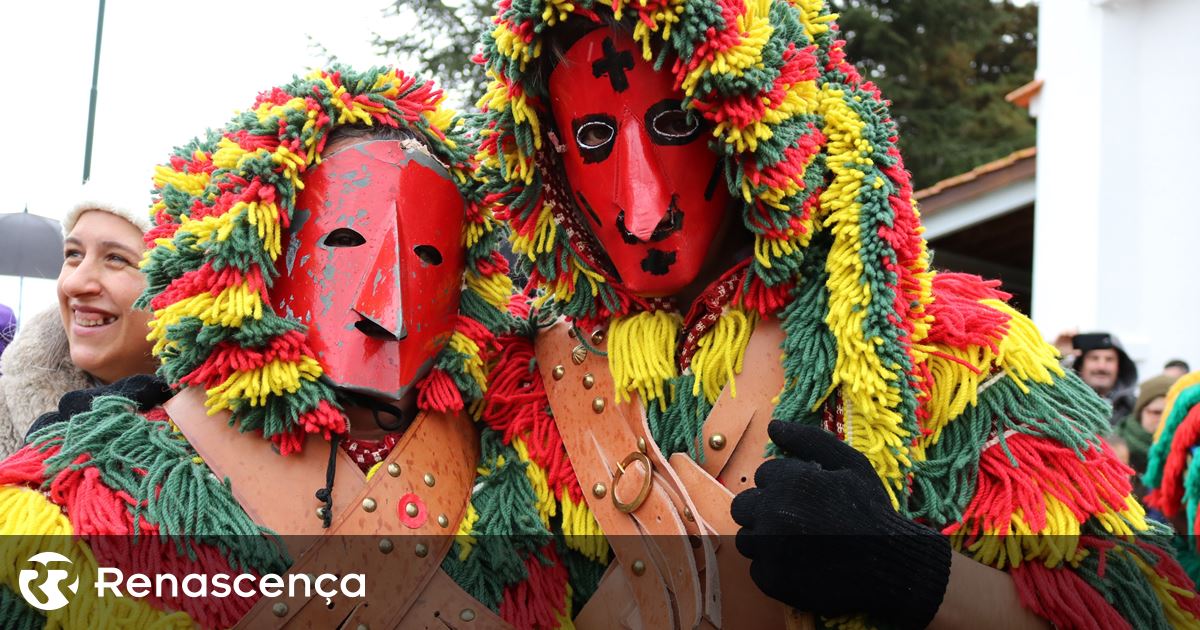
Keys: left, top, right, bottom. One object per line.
{"left": 552, "top": 365, "right": 566, "bottom": 380}
{"left": 362, "top": 498, "right": 377, "bottom": 513}
{"left": 592, "top": 397, "right": 606, "bottom": 413}
{"left": 632, "top": 560, "right": 646, "bottom": 576}
{"left": 438, "top": 514, "right": 449, "bottom": 528}
{"left": 582, "top": 373, "right": 595, "bottom": 389}
{"left": 460, "top": 609, "right": 477, "bottom": 622}
{"left": 387, "top": 463, "right": 401, "bottom": 477}
{"left": 378, "top": 538, "right": 394, "bottom": 554}
{"left": 405, "top": 502, "right": 420, "bottom": 518}
{"left": 592, "top": 482, "right": 607, "bottom": 499}
{"left": 571, "top": 345, "right": 587, "bottom": 365}
{"left": 424, "top": 473, "right": 436, "bottom": 487}
{"left": 684, "top": 507, "right": 695, "bottom": 522}
{"left": 590, "top": 330, "right": 605, "bottom": 346}
{"left": 315, "top": 506, "right": 327, "bottom": 521}
{"left": 414, "top": 543, "right": 429, "bottom": 558}
{"left": 637, "top": 436, "right": 647, "bottom": 454}
{"left": 356, "top": 624, "right": 369, "bottom": 630}
{"left": 708, "top": 434, "right": 727, "bottom": 451}
{"left": 272, "top": 602, "right": 289, "bottom": 617}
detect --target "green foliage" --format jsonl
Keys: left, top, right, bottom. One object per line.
{"left": 374, "top": 0, "right": 494, "bottom": 105}
{"left": 831, "top": 0, "right": 1038, "bottom": 187}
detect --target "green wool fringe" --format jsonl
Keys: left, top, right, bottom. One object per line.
{"left": 647, "top": 375, "right": 711, "bottom": 462}
{"left": 554, "top": 531, "right": 605, "bottom": 613}
{"left": 773, "top": 234, "right": 837, "bottom": 436}
{"left": 441, "top": 428, "right": 554, "bottom": 613}
{"left": 1073, "top": 520, "right": 1177, "bottom": 630}
{"left": 909, "top": 371, "right": 1111, "bottom": 525}
{"left": 30, "top": 395, "right": 288, "bottom": 576}
{"left": 1171, "top": 535, "right": 1200, "bottom": 590}
{"left": 768, "top": 233, "right": 837, "bottom": 460}
{"left": 0, "top": 584, "right": 44, "bottom": 630}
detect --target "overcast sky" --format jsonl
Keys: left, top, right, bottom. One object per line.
{"left": 0, "top": 0, "right": 430, "bottom": 319}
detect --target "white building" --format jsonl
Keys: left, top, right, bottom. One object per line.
{"left": 919, "top": 0, "right": 1200, "bottom": 375}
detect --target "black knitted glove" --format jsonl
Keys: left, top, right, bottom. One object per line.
{"left": 731, "top": 421, "right": 952, "bottom": 629}
{"left": 27, "top": 374, "right": 173, "bottom": 438}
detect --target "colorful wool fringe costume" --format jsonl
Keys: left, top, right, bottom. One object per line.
{"left": 470, "top": 0, "right": 1200, "bottom": 627}
{"left": 1144, "top": 371, "right": 1200, "bottom": 589}
{"left": 0, "top": 67, "right": 517, "bottom": 628}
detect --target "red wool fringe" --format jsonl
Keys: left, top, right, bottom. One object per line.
{"left": 1011, "top": 543, "right": 1131, "bottom": 630}
{"left": 0, "top": 443, "right": 53, "bottom": 487}
{"left": 481, "top": 335, "right": 581, "bottom": 502}
{"left": 924, "top": 273, "right": 1012, "bottom": 351}
{"left": 40, "top": 451, "right": 259, "bottom": 628}
{"left": 417, "top": 368, "right": 464, "bottom": 413}
{"left": 500, "top": 543, "right": 569, "bottom": 630}
{"left": 946, "top": 434, "right": 1132, "bottom": 538}
{"left": 180, "top": 330, "right": 309, "bottom": 389}
{"left": 1145, "top": 403, "right": 1200, "bottom": 518}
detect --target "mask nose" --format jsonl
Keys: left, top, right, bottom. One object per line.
{"left": 614, "top": 118, "right": 671, "bottom": 242}
{"left": 352, "top": 224, "right": 405, "bottom": 341}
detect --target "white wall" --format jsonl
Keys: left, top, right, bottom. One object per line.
{"left": 1032, "top": 0, "right": 1200, "bottom": 376}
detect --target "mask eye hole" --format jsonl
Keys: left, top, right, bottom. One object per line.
{"left": 570, "top": 114, "right": 618, "bottom": 164}
{"left": 414, "top": 245, "right": 442, "bottom": 266}
{"left": 576, "top": 120, "right": 615, "bottom": 150}
{"left": 323, "top": 227, "right": 366, "bottom": 248}
{"left": 646, "top": 99, "right": 701, "bottom": 146}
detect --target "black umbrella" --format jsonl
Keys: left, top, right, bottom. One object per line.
{"left": 0, "top": 210, "right": 63, "bottom": 279}
{"left": 0, "top": 210, "right": 64, "bottom": 324}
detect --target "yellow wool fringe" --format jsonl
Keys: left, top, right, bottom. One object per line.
{"left": 204, "top": 357, "right": 322, "bottom": 413}
{"left": 148, "top": 283, "right": 264, "bottom": 354}
{"left": 690, "top": 308, "right": 757, "bottom": 403}
{"left": 819, "top": 84, "right": 910, "bottom": 507}
{"left": 454, "top": 502, "right": 481, "bottom": 562}
{"left": 607, "top": 311, "right": 683, "bottom": 408}
{"left": 449, "top": 331, "right": 488, "bottom": 394}
{"left": 512, "top": 438, "right": 556, "bottom": 527}
{"left": 917, "top": 299, "right": 1064, "bottom": 451}
{"left": 561, "top": 495, "right": 608, "bottom": 563}
{"left": 1128, "top": 547, "right": 1200, "bottom": 629}
{"left": 0, "top": 486, "right": 193, "bottom": 628}
{"left": 954, "top": 492, "right": 1146, "bottom": 572}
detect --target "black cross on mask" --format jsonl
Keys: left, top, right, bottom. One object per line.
{"left": 592, "top": 36, "right": 635, "bottom": 92}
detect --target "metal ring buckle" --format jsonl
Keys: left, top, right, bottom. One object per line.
{"left": 611, "top": 452, "right": 653, "bottom": 513}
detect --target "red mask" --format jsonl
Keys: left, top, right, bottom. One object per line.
{"left": 549, "top": 29, "right": 730, "bottom": 296}
{"left": 273, "top": 139, "right": 465, "bottom": 400}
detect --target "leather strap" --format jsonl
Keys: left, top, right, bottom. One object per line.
{"left": 695, "top": 320, "right": 786, "bottom": 495}
{"left": 164, "top": 389, "right": 481, "bottom": 629}
{"left": 537, "top": 320, "right": 704, "bottom": 630}
{"left": 667, "top": 319, "right": 817, "bottom": 630}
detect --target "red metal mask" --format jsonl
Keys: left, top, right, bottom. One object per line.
{"left": 549, "top": 28, "right": 730, "bottom": 296}
{"left": 273, "top": 139, "right": 465, "bottom": 400}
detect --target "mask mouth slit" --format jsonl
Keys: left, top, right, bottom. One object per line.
{"left": 354, "top": 317, "right": 401, "bottom": 341}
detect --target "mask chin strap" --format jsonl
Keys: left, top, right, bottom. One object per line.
{"left": 336, "top": 389, "right": 415, "bottom": 433}
{"left": 314, "top": 390, "right": 416, "bottom": 529}
{"left": 315, "top": 434, "right": 340, "bottom": 529}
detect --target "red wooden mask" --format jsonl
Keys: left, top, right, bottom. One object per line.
{"left": 273, "top": 139, "right": 465, "bottom": 400}
{"left": 550, "top": 28, "right": 730, "bottom": 296}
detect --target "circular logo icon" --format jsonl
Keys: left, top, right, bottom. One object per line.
{"left": 18, "top": 551, "right": 79, "bottom": 611}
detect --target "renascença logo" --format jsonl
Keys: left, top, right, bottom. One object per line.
{"left": 16, "top": 551, "right": 366, "bottom": 611}
{"left": 18, "top": 551, "right": 79, "bottom": 611}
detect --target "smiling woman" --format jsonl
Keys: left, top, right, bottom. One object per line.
{"left": 0, "top": 179, "right": 157, "bottom": 457}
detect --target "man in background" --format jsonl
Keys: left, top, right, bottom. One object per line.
{"left": 1056, "top": 330, "right": 1138, "bottom": 424}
